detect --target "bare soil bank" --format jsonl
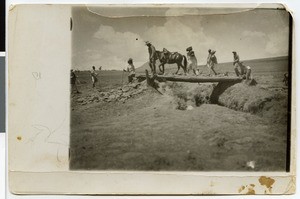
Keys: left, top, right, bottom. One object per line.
{"left": 70, "top": 75, "right": 288, "bottom": 171}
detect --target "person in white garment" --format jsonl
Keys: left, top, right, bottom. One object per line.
{"left": 91, "top": 66, "right": 98, "bottom": 88}
{"left": 186, "top": 46, "right": 199, "bottom": 75}
{"left": 206, "top": 49, "right": 218, "bottom": 76}
{"left": 124, "top": 58, "right": 136, "bottom": 83}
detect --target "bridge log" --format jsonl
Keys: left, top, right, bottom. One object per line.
{"left": 155, "top": 75, "right": 242, "bottom": 83}
{"left": 137, "top": 73, "right": 243, "bottom": 84}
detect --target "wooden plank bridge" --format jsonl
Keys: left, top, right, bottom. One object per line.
{"left": 136, "top": 70, "right": 256, "bottom": 103}
{"left": 136, "top": 70, "right": 243, "bottom": 84}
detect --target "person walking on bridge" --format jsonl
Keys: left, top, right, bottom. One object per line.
{"left": 145, "top": 41, "right": 157, "bottom": 74}
{"left": 206, "top": 49, "right": 218, "bottom": 76}
{"left": 186, "top": 46, "right": 198, "bottom": 76}
{"left": 232, "top": 51, "right": 252, "bottom": 79}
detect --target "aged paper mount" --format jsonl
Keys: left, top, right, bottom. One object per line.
{"left": 8, "top": 4, "right": 295, "bottom": 195}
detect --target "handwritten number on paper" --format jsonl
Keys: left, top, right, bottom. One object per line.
{"left": 32, "top": 72, "right": 41, "bottom": 80}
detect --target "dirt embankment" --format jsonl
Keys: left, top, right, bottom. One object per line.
{"left": 218, "top": 83, "right": 288, "bottom": 123}
{"left": 72, "top": 77, "right": 288, "bottom": 124}
{"left": 71, "top": 76, "right": 288, "bottom": 171}
{"left": 162, "top": 81, "right": 288, "bottom": 123}
{"left": 72, "top": 81, "right": 148, "bottom": 106}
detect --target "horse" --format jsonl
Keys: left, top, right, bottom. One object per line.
{"left": 155, "top": 50, "right": 187, "bottom": 75}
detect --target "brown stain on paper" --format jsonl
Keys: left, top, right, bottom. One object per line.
{"left": 238, "top": 184, "right": 255, "bottom": 195}
{"left": 17, "top": 136, "right": 22, "bottom": 141}
{"left": 259, "top": 176, "right": 275, "bottom": 193}
{"left": 238, "top": 185, "right": 245, "bottom": 193}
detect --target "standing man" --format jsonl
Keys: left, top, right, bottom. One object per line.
{"left": 124, "top": 58, "right": 136, "bottom": 83}
{"left": 206, "top": 49, "right": 218, "bottom": 76}
{"left": 186, "top": 46, "right": 198, "bottom": 75}
{"left": 232, "top": 51, "right": 241, "bottom": 76}
{"left": 70, "top": 69, "right": 79, "bottom": 93}
{"left": 145, "top": 41, "right": 157, "bottom": 74}
{"left": 91, "top": 66, "right": 98, "bottom": 88}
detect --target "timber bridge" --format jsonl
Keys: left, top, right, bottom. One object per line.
{"left": 136, "top": 70, "right": 256, "bottom": 103}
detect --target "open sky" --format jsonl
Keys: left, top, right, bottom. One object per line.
{"left": 72, "top": 6, "right": 290, "bottom": 70}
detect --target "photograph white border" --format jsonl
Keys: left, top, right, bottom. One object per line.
{"left": 5, "top": 0, "right": 299, "bottom": 197}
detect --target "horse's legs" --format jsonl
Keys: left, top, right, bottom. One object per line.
{"left": 179, "top": 63, "right": 187, "bottom": 75}
{"left": 158, "top": 63, "right": 165, "bottom": 75}
{"left": 182, "top": 64, "right": 187, "bottom": 75}
{"left": 175, "top": 63, "right": 180, "bottom": 74}
{"left": 158, "top": 63, "right": 162, "bottom": 73}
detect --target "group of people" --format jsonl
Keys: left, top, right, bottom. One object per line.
{"left": 71, "top": 42, "right": 252, "bottom": 94}
{"left": 71, "top": 61, "right": 136, "bottom": 94}
{"left": 71, "top": 66, "right": 99, "bottom": 94}
{"left": 145, "top": 41, "right": 251, "bottom": 79}
{"left": 186, "top": 47, "right": 218, "bottom": 76}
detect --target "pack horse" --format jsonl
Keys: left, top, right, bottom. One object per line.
{"left": 155, "top": 50, "right": 187, "bottom": 75}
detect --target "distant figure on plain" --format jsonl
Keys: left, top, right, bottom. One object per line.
{"left": 91, "top": 66, "right": 98, "bottom": 88}
{"left": 124, "top": 58, "right": 136, "bottom": 83}
{"left": 232, "top": 51, "right": 241, "bottom": 76}
{"left": 206, "top": 49, "right": 218, "bottom": 76}
{"left": 70, "top": 69, "right": 79, "bottom": 94}
{"left": 283, "top": 73, "right": 288, "bottom": 86}
{"left": 232, "top": 51, "right": 251, "bottom": 80}
{"left": 186, "top": 46, "right": 198, "bottom": 76}
{"left": 145, "top": 41, "right": 157, "bottom": 74}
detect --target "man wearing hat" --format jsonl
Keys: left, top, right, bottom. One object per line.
{"left": 206, "top": 49, "right": 218, "bottom": 76}
{"left": 186, "top": 46, "right": 198, "bottom": 75}
{"left": 145, "top": 41, "right": 157, "bottom": 74}
{"left": 124, "top": 58, "right": 136, "bottom": 83}
{"left": 232, "top": 51, "right": 241, "bottom": 76}
{"left": 232, "top": 51, "right": 252, "bottom": 79}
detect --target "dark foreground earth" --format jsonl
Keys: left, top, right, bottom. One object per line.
{"left": 70, "top": 57, "right": 290, "bottom": 171}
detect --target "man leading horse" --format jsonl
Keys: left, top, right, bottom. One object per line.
{"left": 145, "top": 41, "right": 157, "bottom": 74}
{"left": 145, "top": 41, "right": 187, "bottom": 75}
{"left": 156, "top": 49, "right": 187, "bottom": 75}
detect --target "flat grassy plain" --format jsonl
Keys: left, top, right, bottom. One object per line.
{"left": 70, "top": 56, "right": 290, "bottom": 171}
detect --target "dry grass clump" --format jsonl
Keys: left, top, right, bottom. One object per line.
{"left": 218, "top": 83, "right": 288, "bottom": 123}
{"left": 190, "top": 84, "right": 215, "bottom": 106}
{"left": 167, "top": 82, "right": 215, "bottom": 110}
{"left": 170, "top": 83, "right": 188, "bottom": 110}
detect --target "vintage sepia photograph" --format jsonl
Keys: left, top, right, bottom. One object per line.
{"left": 7, "top": 3, "right": 296, "bottom": 194}
{"left": 69, "top": 5, "right": 292, "bottom": 172}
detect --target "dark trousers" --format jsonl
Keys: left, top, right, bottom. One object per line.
{"left": 128, "top": 74, "right": 135, "bottom": 83}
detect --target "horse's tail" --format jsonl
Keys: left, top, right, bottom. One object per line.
{"left": 182, "top": 55, "right": 187, "bottom": 70}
